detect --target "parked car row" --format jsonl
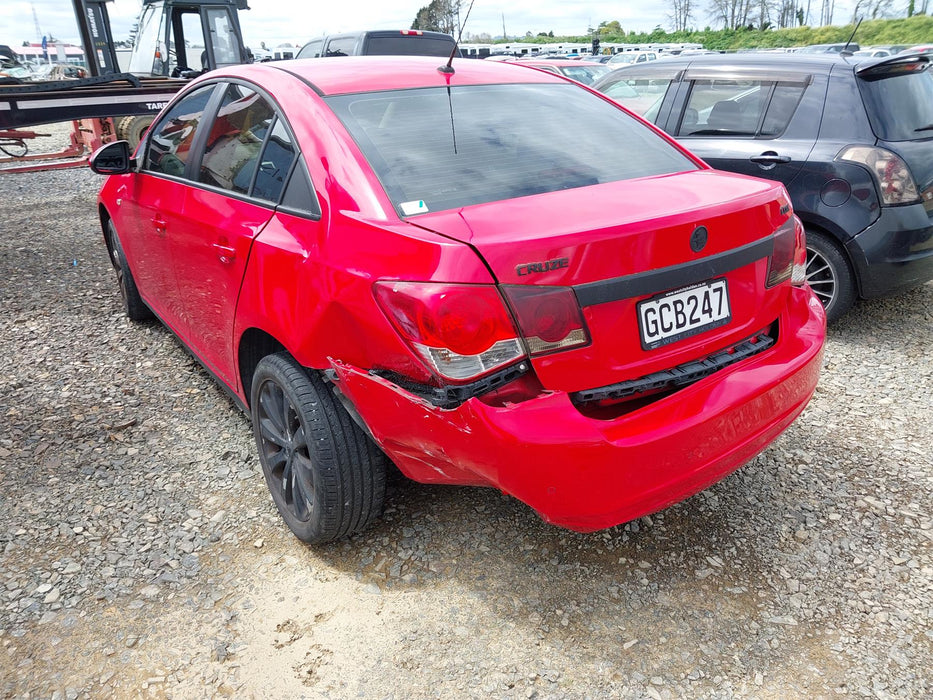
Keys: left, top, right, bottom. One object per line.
{"left": 593, "top": 51, "right": 933, "bottom": 322}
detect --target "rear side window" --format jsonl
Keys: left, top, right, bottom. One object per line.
{"left": 858, "top": 63, "right": 933, "bottom": 141}
{"left": 145, "top": 85, "right": 216, "bottom": 177}
{"left": 679, "top": 80, "right": 805, "bottom": 137}
{"left": 327, "top": 83, "right": 697, "bottom": 216}
{"left": 198, "top": 84, "right": 275, "bottom": 194}
{"left": 253, "top": 118, "right": 297, "bottom": 202}
{"left": 325, "top": 37, "right": 358, "bottom": 57}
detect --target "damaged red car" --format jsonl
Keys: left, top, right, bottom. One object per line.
{"left": 90, "top": 56, "right": 826, "bottom": 544}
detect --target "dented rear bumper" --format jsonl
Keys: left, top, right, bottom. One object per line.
{"left": 331, "top": 288, "right": 826, "bottom": 532}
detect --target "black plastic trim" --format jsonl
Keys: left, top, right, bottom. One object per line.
{"left": 370, "top": 362, "right": 530, "bottom": 409}
{"left": 571, "top": 329, "right": 776, "bottom": 406}
{"left": 574, "top": 235, "right": 775, "bottom": 307}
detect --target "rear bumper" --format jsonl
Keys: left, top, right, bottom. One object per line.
{"left": 332, "top": 288, "right": 826, "bottom": 532}
{"left": 846, "top": 203, "right": 933, "bottom": 298}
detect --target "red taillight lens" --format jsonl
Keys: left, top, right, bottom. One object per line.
{"left": 767, "top": 216, "right": 807, "bottom": 288}
{"left": 837, "top": 145, "right": 920, "bottom": 205}
{"left": 501, "top": 286, "right": 590, "bottom": 356}
{"left": 373, "top": 282, "right": 524, "bottom": 381}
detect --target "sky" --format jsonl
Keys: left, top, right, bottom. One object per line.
{"left": 0, "top": 0, "right": 861, "bottom": 51}
{"left": 4, "top": 1, "right": 653, "bottom": 49}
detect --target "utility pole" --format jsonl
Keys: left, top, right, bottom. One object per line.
{"left": 502, "top": 13, "right": 507, "bottom": 40}
{"left": 32, "top": 3, "right": 43, "bottom": 43}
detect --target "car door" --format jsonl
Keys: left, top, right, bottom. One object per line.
{"left": 122, "top": 83, "right": 220, "bottom": 323}
{"left": 169, "top": 82, "right": 298, "bottom": 387}
{"left": 664, "top": 67, "right": 823, "bottom": 190}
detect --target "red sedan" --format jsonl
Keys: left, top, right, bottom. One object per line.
{"left": 90, "top": 56, "right": 825, "bottom": 544}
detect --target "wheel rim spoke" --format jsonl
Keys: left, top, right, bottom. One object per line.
{"left": 259, "top": 383, "right": 287, "bottom": 435}
{"left": 259, "top": 416, "right": 288, "bottom": 448}
{"left": 256, "top": 376, "right": 315, "bottom": 524}
{"left": 291, "top": 452, "right": 315, "bottom": 521}
{"left": 806, "top": 249, "right": 836, "bottom": 307}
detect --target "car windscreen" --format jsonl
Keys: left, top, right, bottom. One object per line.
{"left": 326, "top": 83, "right": 698, "bottom": 216}
{"left": 364, "top": 36, "right": 456, "bottom": 57}
{"left": 858, "top": 62, "right": 933, "bottom": 141}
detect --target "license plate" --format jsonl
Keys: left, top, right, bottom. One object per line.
{"left": 637, "top": 278, "right": 731, "bottom": 350}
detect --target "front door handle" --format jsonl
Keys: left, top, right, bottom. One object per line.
{"left": 151, "top": 217, "right": 167, "bottom": 236}
{"left": 212, "top": 242, "right": 236, "bottom": 264}
{"left": 750, "top": 152, "right": 792, "bottom": 165}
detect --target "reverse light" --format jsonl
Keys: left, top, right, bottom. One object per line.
{"left": 767, "top": 216, "right": 807, "bottom": 287}
{"left": 501, "top": 286, "right": 590, "bottom": 356}
{"left": 838, "top": 146, "right": 920, "bottom": 205}
{"left": 373, "top": 282, "right": 524, "bottom": 382}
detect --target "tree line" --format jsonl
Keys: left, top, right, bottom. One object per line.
{"left": 411, "top": 0, "right": 931, "bottom": 45}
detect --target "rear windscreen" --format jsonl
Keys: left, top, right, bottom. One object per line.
{"left": 858, "top": 63, "right": 933, "bottom": 141}
{"left": 326, "top": 83, "right": 698, "bottom": 216}
{"left": 364, "top": 36, "right": 457, "bottom": 57}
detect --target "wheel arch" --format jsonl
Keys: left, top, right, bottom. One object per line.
{"left": 237, "top": 327, "right": 288, "bottom": 407}
{"left": 798, "top": 218, "right": 860, "bottom": 292}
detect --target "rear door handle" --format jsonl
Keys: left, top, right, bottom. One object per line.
{"left": 212, "top": 242, "right": 236, "bottom": 264}
{"left": 151, "top": 217, "right": 167, "bottom": 236}
{"left": 750, "top": 152, "right": 792, "bottom": 165}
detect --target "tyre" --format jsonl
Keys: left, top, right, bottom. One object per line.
{"left": 115, "top": 115, "right": 154, "bottom": 150}
{"left": 804, "top": 229, "right": 855, "bottom": 324}
{"left": 250, "top": 353, "right": 387, "bottom": 544}
{"left": 107, "top": 220, "right": 153, "bottom": 321}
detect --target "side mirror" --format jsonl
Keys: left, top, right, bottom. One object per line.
{"left": 89, "top": 140, "right": 135, "bottom": 175}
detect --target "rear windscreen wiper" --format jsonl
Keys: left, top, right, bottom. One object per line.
{"left": 914, "top": 124, "right": 933, "bottom": 132}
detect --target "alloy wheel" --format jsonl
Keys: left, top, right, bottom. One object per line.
{"left": 256, "top": 378, "right": 315, "bottom": 523}
{"left": 805, "top": 245, "right": 836, "bottom": 309}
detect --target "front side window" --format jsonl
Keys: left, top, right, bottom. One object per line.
{"left": 603, "top": 76, "right": 673, "bottom": 120}
{"left": 297, "top": 39, "right": 323, "bottom": 59}
{"left": 145, "top": 85, "right": 216, "bottom": 177}
{"left": 198, "top": 84, "right": 275, "bottom": 194}
{"left": 327, "top": 83, "right": 697, "bottom": 216}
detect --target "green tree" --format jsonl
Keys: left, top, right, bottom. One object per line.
{"left": 411, "top": 0, "right": 461, "bottom": 34}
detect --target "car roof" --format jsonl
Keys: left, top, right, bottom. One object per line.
{"left": 229, "top": 55, "right": 562, "bottom": 96}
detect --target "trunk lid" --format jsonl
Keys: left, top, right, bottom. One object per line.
{"left": 856, "top": 54, "right": 933, "bottom": 207}
{"left": 410, "top": 169, "right": 794, "bottom": 392}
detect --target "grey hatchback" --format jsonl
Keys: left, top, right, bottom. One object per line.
{"left": 594, "top": 52, "right": 933, "bottom": 322}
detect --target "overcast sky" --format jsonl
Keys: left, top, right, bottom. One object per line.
{"left": 1, "top": 0, "right": 860, "bottom": 50}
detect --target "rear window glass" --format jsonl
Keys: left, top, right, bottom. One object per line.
{"left": 326, "top": 83, "right": 697, "bottom": 216}
{"left": 858, "top": 64, "right": 933, "bottom": 141}
{"left": 364, "top": 36, "right": 456, "bottom": 57}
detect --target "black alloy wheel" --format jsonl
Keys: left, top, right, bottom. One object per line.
{"left": 250, "top": 353, "right": 386, "bottom": 544}
{"left": 107, "top": 220, "right": 153, "bottom": 321}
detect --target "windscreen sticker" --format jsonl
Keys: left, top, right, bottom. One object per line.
{"left": 400, "top": 200, "right": 429, "bottom": 215}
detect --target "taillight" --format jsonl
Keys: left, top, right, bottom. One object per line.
{"left": 373, "top": 282, "right": 524, "bottom": 382}
{"left": 837, "top": 146, "right": 920, "bottom": 205}
{"left": 767, "top": 216, "right": 807, "bottom": 287}
{"left": 501, "top": 286, "right": 590, "bottom": 356}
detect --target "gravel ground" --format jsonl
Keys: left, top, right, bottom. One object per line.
{"left": 0, "top": 152, "right": 931, "bottom": 698}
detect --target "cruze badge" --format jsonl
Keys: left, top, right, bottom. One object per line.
{"left": 516, "top": 257, "right": 569, "bottom": 276}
